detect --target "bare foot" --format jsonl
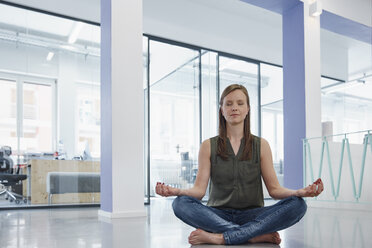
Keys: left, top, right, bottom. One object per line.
{"left": 188, "top": 229, "right": 225, "bottom": 245}
{"left": 249, "top": 232, "right": 281, "bottom": 245}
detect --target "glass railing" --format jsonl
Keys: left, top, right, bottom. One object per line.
{"left": 303, "top": 130, "right": 372, "bottom": 204}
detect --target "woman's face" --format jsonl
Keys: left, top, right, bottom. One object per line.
{"left": 221, "top": 89, "right": 249, "bottom": 125}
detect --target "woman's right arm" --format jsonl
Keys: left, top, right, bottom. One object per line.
{"left": 155, "top": 139, "right": 211, "bottom": 200}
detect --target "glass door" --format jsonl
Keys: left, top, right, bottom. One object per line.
{"left": 149, "top": 40, "right": 200, "bottom": 197}
{"left": 260, "top": 63, "right": 284, "bottom": 185}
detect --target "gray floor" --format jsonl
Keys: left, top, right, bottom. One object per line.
{"left": 0, "top": 198, "right": 371, "bottom": 248}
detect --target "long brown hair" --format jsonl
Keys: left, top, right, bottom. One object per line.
{"left": 217, "top": 84, "right": 253, "bottom": 161}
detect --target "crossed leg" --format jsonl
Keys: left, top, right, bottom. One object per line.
{"left": 172, "top": 196, "right": 307, "bottom": 245}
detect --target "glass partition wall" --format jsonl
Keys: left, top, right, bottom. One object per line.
{"left": 260, "top": 64, "right": 284, "bottom": 185}
{"left": 0, "top": 3, "right": 288, "bottom": 208}
{"left": 201, "top": 51, "right": 218, "bottom": 141}
{"left": 0, "top": 3, "right": 100, "bottom": 208}
{"left": 146, "top": 39, "right": 273, "bottom": 200}
{"left": 3, "top": 2, "right": 370, "bottom": 208}
{"left": 148, "top": 40, "right": 201, "bottom": 196}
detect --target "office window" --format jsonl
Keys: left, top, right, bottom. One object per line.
{"left": 21, "top": 82, "right": 53, "bottom": 153}
{"left": 0, "top": 75, "right": 55, "bottom": 156}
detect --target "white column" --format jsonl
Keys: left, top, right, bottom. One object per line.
{"left": 304, "top": 0, "right": 322, "bottom": 139}
{"left": 283, "top": 0, "right": 322, "bottom": 189}
{"left": 99, "top": 0, "right": 146, "bottom": 218}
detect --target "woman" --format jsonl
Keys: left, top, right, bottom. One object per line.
{"left": 156, "top": 84, "right": 324, "bottom": 245}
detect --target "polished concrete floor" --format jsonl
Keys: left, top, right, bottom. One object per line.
{"left": 0, "top": 198, "right": 371, "bottom": 248}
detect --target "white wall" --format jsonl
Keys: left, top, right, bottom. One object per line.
{"left": 323, "top": 0, "right": 372, "bottom": 27}
{"left": 321, "top": 30, "right": 349, "bottom": 80}
{"left": 144, "top": 0, "right": 283, "bottom": 65}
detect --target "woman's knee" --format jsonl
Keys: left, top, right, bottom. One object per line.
{"left": 289, "top": 196, "right": 307, "bottom": 218}
{"left": 172, "top": 195, "right": 195, "bottom": 216}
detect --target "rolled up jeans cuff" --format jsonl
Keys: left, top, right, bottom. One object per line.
{"left": 223, "top": 232, "right": 232, "bottom": 245}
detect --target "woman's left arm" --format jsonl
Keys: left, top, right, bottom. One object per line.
{"left": 260, "top": 138, "right": 324, "bottom": 199}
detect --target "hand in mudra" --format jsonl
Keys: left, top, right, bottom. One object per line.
{"left": 296, "top": 178, "right": 324, "bottom": 198}
{"left": 155, "top": 182, "right": 180, "bottom": 197}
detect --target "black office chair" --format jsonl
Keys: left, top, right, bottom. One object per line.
{"left": 0, "top": 146, "right": 27, "bottom": 204}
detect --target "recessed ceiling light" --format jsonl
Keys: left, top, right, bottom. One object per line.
{"left": 46, "top": 52, "right": 54, "bottom": 61}
{"left": 68, "top": 22, "right": 84, "bottom": 44}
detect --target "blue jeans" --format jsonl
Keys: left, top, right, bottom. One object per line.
{"left": 172, "top": 195, "right": 307, "bottom": 245}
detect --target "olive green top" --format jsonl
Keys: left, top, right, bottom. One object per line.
{"left": 207, "top": 135, "right": 264, "bottom": 209}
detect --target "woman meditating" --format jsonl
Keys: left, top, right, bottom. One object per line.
{"left": 156, "top": 84, "right": 324, "bottom": 245}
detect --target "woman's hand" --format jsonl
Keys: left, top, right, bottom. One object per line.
{"left": 296, "top": 178, "right": 324, "bottom": 197}
{"left": 155, "top": 182, "right": 181, "bottom": 197}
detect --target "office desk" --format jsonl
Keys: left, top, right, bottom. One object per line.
{"left": 23, "top": 159, "right": 100, "bottom": 204}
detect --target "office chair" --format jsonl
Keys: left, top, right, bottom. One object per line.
{"left": 0, "top": 146, "right": 27, "bottom": 204}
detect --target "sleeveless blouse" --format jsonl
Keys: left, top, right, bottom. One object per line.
{"left": 207, "top": 135, "right": 264, "bottom": 209}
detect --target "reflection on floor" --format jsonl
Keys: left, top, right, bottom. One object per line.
{"left": 0, "top": 198, "right": 371, "bottom": 248}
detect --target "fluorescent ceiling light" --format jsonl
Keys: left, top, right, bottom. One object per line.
{"left": 309, "top": 1, "right": 322, "bottom": 17}
{"left": 68, "top": 22, "right": 84, "bottom": 44}
{"left": 46, "top": 52, "right": 54, "bottom": 61}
